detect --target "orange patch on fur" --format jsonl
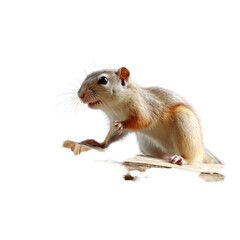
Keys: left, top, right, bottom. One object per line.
{"left": 122, "top": 116, "right": 151, "bottom": 130}
{"left": 169, "top": 104, "right": 190, "bottom": 117}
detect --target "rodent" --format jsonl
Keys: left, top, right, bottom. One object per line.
{"left": 77, "top": 67, "right": 221, "bottom": 165}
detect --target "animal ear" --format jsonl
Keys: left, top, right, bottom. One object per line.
{"left": 117, "top": 67, "right": 130, "bottom": 86}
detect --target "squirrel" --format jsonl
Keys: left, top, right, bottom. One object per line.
{"left": 76, "top": 67, "right": 221, "bottom": 165}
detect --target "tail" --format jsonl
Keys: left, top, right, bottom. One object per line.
{"left": 203, "top": 147, "right": 222, "bottom": 164}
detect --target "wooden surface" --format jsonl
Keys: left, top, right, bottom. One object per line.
{"left": 62, "top": 140, "right": 225, "bottom": 181}
{"left": 63, "top": 140, "right": 104, "bottom": 155}
{"left": 124, "top": 155, "right": 224, "bottom": 174}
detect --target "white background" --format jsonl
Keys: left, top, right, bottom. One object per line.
{"left": 0, "top": 0, "right": 240, "bottom": 239}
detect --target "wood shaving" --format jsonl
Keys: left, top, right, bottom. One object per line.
{"left": 63, "top": 140, "right": 91, "bottom": 155}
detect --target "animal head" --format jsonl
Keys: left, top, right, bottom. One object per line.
{"left": 78, "top": 67, "right": 130, "bottom": 110}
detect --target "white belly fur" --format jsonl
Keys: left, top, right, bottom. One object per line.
{"left": 136, "top": 122, "right": 177, "bottom": 156}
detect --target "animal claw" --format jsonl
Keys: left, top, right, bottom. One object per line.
{"left": 169, "top": 155, "right": 186, "bottom": 165}
{"left": 113, "top": 120, "right": 123, "bottom": 135}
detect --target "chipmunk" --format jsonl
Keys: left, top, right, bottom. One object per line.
{"left": 76, "top": 67, "right": 221, "bottom": 165}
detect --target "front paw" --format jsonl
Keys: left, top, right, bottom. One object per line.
{"left": 169, "top": 155, "right": 186, "bottom": 165}
{"left": 113, "top": 120, "right": 123, "bottom": 135}
{"left": 80, "top": 139, "right": 103, "bottom": 148}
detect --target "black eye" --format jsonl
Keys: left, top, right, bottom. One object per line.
{"left": 98, "top": 76, "right": 108, "bottom": 85}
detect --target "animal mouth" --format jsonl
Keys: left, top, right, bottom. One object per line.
{"left": 88, "top": 100, "right": 102, "bottom": 107}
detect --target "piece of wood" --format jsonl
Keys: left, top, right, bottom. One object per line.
{"left": 199, "top": 173, "right": 225, "bottom": 182}
{"left": 124, "top": 155, "right": 224, "bottom": 174}
{"left": 63, "top": 140, "right": 92, "bottom": 155}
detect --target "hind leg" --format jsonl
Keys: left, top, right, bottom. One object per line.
{"left": 136, "top": 133, "right": 170, "bottom": 160}
{"left": 170, "top": 105, "right": 204, "bottom": 164}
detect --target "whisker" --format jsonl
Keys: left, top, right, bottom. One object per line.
{"left": 56, "top": 95, "right": 78, "bottom": 108}
{"left": 73, "top": 99, "right": 81, "bottom": 114}
{"left": 83, "top": 68, "right": 88, "bottom": 76}
{"left": 62, "top": 88, "right": 78, "bottom": 93}
{"left": 69, "top": 98, "right": 79, "bottom": 114}
{"left": 77, "top": 100, "right": 82, "bottom": 109}
{"left": 69, "top": 82, "right": 79, "bottom": 90}
{"left": 56, "top": 75, "right": 84, "bottom": 114}
{"left": 74, "top": 78, "right": 83, "bottom": 85}
{"left": 69, "top": 95, "right": 83, "bottom": 114}
{"left": 71, "top": 100, "right": 78, "bottom": 114}
{"left": 57, "top": 92, "right": 77, "bottom": 97}
{"left": 63, "top": 97, "right": 78, "bottom": 114}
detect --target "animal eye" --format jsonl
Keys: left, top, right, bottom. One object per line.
{"left": 98, "top": 76, "right": 108, "bottom": 85}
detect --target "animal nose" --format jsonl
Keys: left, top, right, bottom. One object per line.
{"left": 78, "top": 92, "right": 85, "bottom": 99}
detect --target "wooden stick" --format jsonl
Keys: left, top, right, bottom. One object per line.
{"left": 124, "top": 155, "right": 224, "bottom": 173}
